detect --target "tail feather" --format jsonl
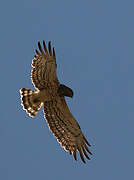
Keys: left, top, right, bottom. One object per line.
{"left": 20, "top": 88, "right": 42, "bottom": 117}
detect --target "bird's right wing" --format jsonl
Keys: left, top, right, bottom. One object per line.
{"left": 43, "top": 97, "right": 92, "bottom": 163}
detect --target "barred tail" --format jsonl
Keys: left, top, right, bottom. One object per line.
{"left": 20, "top": 88, "right": 42, "bottom": 117}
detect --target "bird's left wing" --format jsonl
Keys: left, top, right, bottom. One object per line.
{"left": 31, "top": 41, "right": 59, "bottom": 90}
{"left": 43, "top": 97, "right": 92, "bottom": 163}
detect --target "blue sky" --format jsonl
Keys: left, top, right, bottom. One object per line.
{"left": 0, "top": 0, "right": 134, "bottom": 179}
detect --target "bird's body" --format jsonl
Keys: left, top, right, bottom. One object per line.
{"left": 20, "top": 41, "right": 92, "bottom": 163}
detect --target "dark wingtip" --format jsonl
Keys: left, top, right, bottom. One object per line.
{"left": 83, "top": 136, "right": 91, "bottom": 146}
{"left": 38, "top": 41, "right": 43, "bottom": 54}
{"left": 43, "top": 40, "right": 48, "bottom": 54}
{"left": 78, "top": 147, "right": 86, "bottom": 164}
{"left": 84, "top": 144, "right": 92, "bottom": 155}
{"left": 35, "top": 49, "right": 40, "bottom": 55}
{"left": 38, "top": 41, "right": 41, "bottom": 49}
{"left": 69, "top": 150, "right": 72, "bottom": 155}
{"left": 53, "top": 47, "right": 56, "bottom": 57}
{"left": 48, "top": 41, "right": 52, "bottom": 55}
{"left": 73, "top": 150, "right": 77, "bottom": 161}
{"left": 82, "top": 147, "right": 91, "bottom": 160}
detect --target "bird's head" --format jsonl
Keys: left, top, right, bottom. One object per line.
{"left": 58, "top": 84, "right": 74, "bottom": 98}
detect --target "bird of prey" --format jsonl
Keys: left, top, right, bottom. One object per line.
{"left": 20, "top": 41, "right": 92, "bottom": 163}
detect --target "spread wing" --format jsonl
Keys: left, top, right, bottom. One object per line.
{"left": 31, "top": 41, "right": 59, "bottom": 90}
{"left": 44, "top": 97, "right": 92, "bottom": 163}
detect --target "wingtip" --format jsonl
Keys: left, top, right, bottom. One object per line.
{"left": 83, "top": 136, "right": 91, "bottom": 146}
{"left": 82, "top": 146, "right": 91, "bottom": 160}
{"left": 78, "top": 147, "right": 86, "bottom": 164}
{"left": 84, "top": 144, "right": 92, "bottom": 155}
{"left": 35, "top": 49, "right": 40, "bottom": 55}
{"left": 53, "top": 47, "right": 56, "bottom": 57}
{"left": 38, "top": 41, "right": 40, "bottom": 47}
{"left": 73, "top": 150, "right": 77, "bottom": 161}
{"left": 48, "top": 41, "right": 52, "bottom": 55}
{"left": 38, "top": 41, "right": 43, "bottom": 54}
{"left": 43, "top": 40, "right": 48, "bottom": 54}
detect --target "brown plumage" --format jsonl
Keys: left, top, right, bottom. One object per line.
{"left": 20, "top": 41, "right": 92, "bottom": 163}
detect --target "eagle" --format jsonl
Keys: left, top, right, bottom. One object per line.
{"left": 20, "top": 41, "right": 92, "bottom": 163}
